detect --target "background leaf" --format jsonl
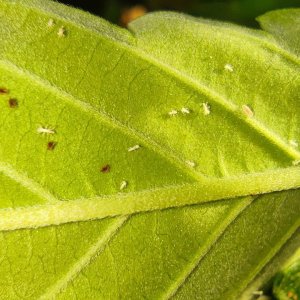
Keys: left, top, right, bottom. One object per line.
{"left": 57, "top": 0, "right": 300, "bottom": 28}
{"left": 0, "top": 1, "right": 299, "bottom": 299}
{"left": 273, "top": 255, "right": 300, "bottom": 300}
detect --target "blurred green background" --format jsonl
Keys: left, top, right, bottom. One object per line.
{"left": 59, "top": 0, "right": 300, "bottom": 27}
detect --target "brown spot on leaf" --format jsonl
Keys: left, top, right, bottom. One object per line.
{"left": 101, "top": 164, "right": 110, "bottom": 173}
{"left": 8, "top": 98, "right": 18, "bottom": 108}
{"left": 0, "top": 88, "right": 9, "bottom": 94}
{"left": 47, "top": 141, "right": 57, "bottom": 151}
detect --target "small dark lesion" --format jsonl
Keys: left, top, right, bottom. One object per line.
{"left": 47, "top": 141, "right": 57, "bottom": 151}
{"left": 8, "top": 98, "right": 18, "bottom": 108}
{"left": 101, "top": 164, "right": 110, "bottom": 173}
{"left": 0, "top": 88, "right": 9, "bottom": 94}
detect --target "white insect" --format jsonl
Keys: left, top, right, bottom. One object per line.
{"left": 181, "top": 107, "right": 191, "bottom": 114}
{"left": 224, "top": 63, "right": 234, "bottom": 72}
{"left": 289, "top": 140, "right": 298, "bottom": 148}
{"left": 242, "top": 104, "right": 254, "bottom": 118}
{"left": 128, "top": 145, "right": 140, "bottom": 152}
{"left": 37, "top": 126, "right": 56, "bottom": 135}
{"left": 186, "top": 160, "right": 196, "bottom": 168}
{"left": 203, "top": 102, "right": 211, "bottom": 116}
{"left": 168, "top": 110, "right": 178, "bottom": 116}
{"left": 252, "top": 291, "right": 263, "bottom": 296}
{"left": 47, "top": 19, "right": 55, "bottom": 27}
{"left": 120, "top": 181, "right": 128, "bottom": 191}
{"left": 293, "top": 160, "right": 300, "bottom": 166}
{"left": 57, "top": 26, "right": 66, "bottom": 37}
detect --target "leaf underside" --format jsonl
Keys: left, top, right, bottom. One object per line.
{"left": 0, "top": 1, "right": 299, "bottom": 299}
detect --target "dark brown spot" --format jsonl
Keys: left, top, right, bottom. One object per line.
{"left": 101, "top": 164, "right": 110, "bottom": 173}
{"left": 0, "top": 88, "right": 9, "bottom": 94}
{"left": 47, "top": 141, "right": 57, "bottom": 150}
{"left": 8, "top": 98, "right": 18, "bottom": 108}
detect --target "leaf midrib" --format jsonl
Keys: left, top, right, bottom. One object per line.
{"left": 0, "top": 165, "right": 299, "bottom": 231}
{"left": 6, "top": 2, "right": 300, "bottom": 162}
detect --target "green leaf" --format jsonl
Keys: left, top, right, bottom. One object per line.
{"left": 273, "top": 257, "right": 300, "bottom": 300}
{"left": 257, "top": 9, "right": 300, "bottom": 56}
{"left": 0, "top": 1, "right": 299, "bottom": 299}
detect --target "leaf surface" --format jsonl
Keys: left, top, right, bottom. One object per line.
{"left": 0, "top": 1, "right": 299, "bottom": 299}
